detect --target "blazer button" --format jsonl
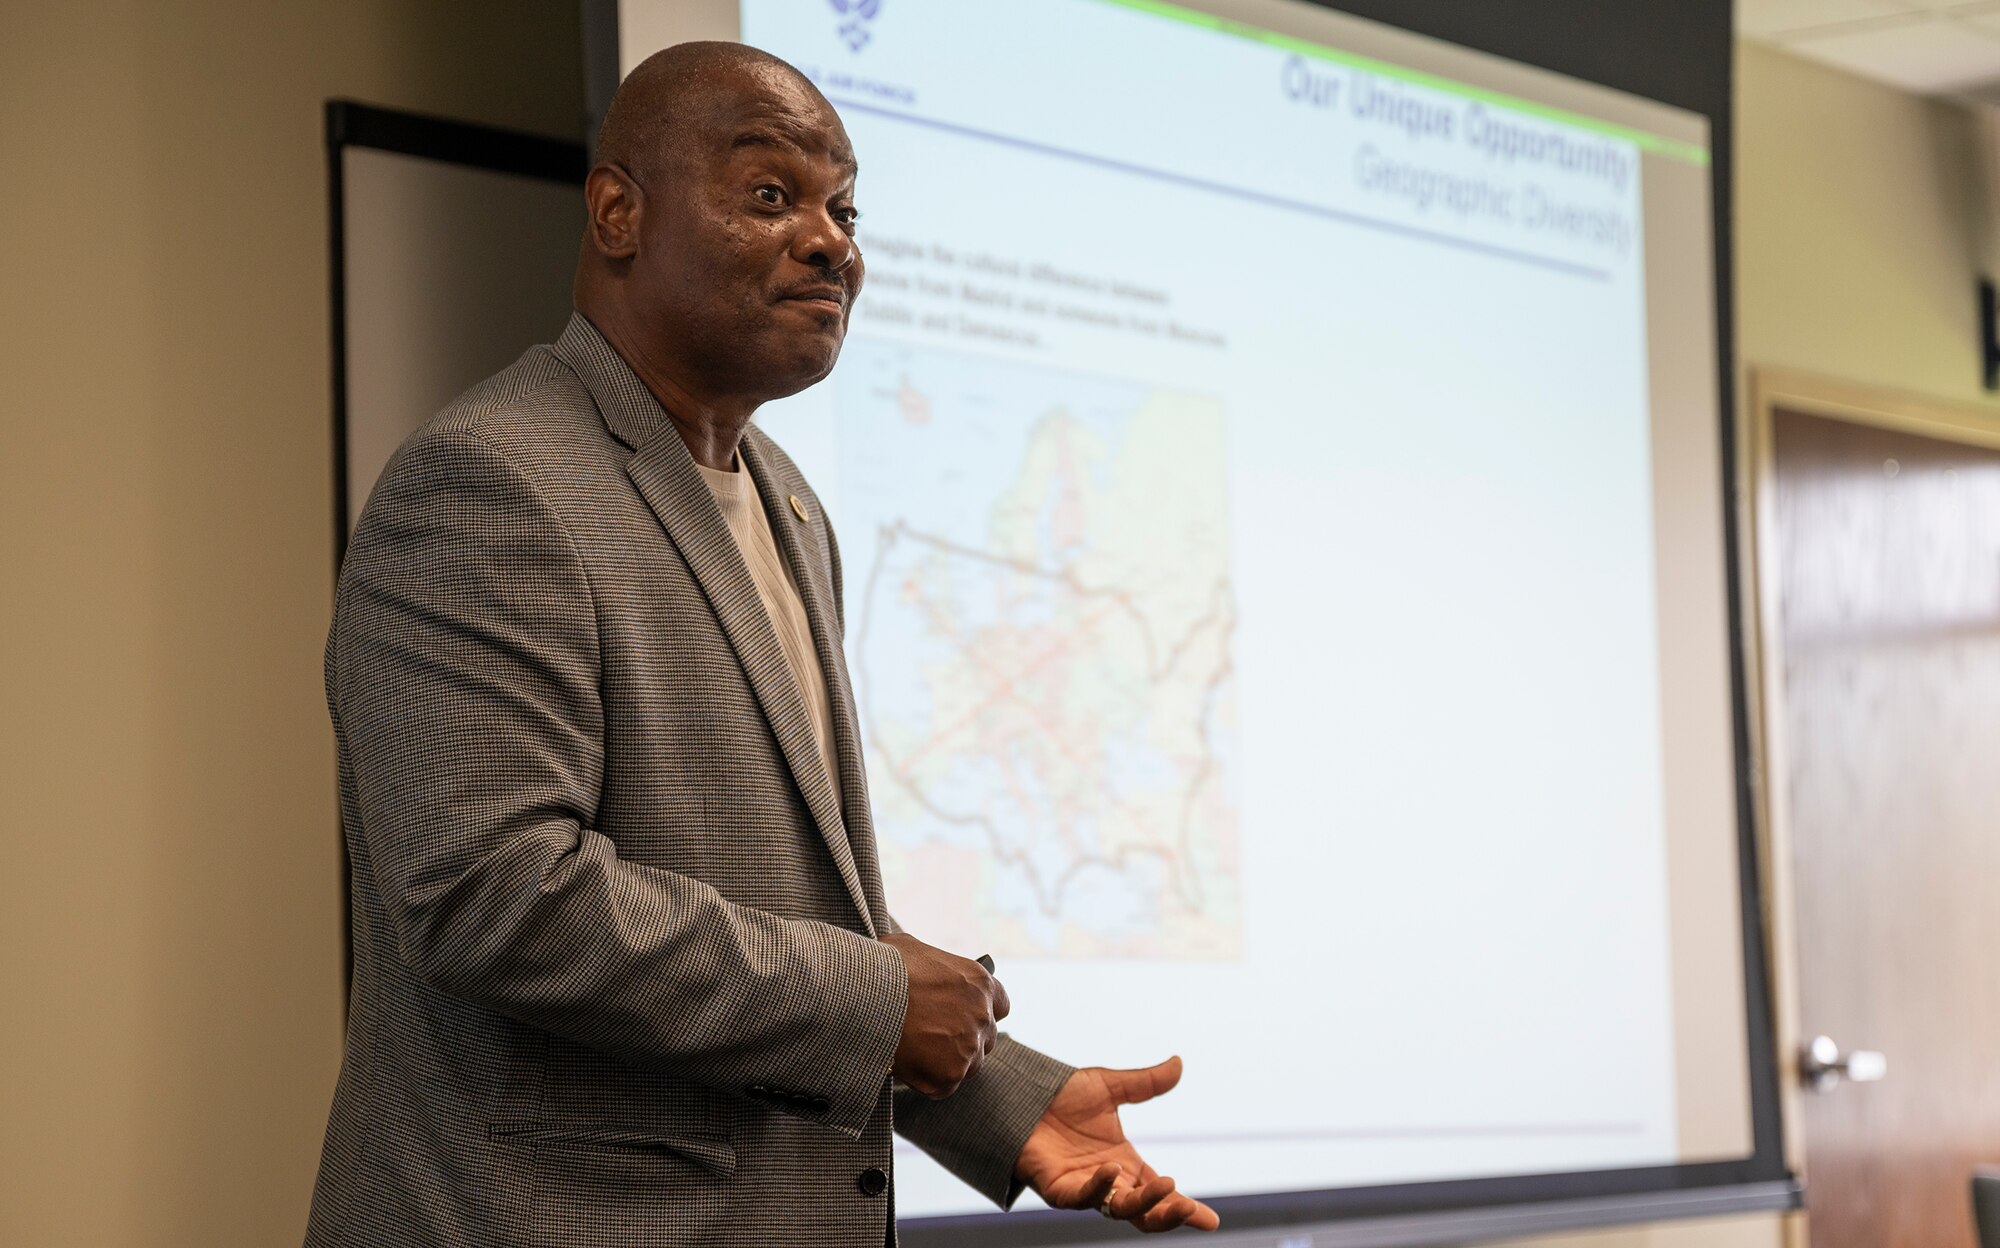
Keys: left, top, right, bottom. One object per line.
{"left": 811, "top": 1097, "right": 831, "bottom": 1114}
{"left": 857, "top": 1166, "right": 889, "bottom": 1197}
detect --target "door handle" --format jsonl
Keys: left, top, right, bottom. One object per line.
{"left": 1800, "top": 1035, "right": 1888, "bottom": 1090}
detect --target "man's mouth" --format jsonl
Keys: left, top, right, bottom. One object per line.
{"left": 778, "top": 286, "right": 847, "bottom": 314}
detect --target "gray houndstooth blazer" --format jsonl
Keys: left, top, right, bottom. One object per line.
{"left": 304, "top": 313, "right": 1074, "bottom": 1247}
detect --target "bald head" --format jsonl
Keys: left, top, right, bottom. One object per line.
{"left": 573, "top": 41, "right": 866, "bottom": 455}
{"left": 595, "top": 41, "right": 851, "bottom": 190}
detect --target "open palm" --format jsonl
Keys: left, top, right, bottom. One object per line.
{"left": 1013, "top": 1056, "right": 1220, "bottom": 1233}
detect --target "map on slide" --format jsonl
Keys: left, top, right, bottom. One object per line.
{"left": 836, "top": 339, "right": 1243, "bottom": 960}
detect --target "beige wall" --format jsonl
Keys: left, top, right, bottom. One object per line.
{"left": 0, "top": 2, "right": 581, "bottom": 1244}
{"left": 1, "top": 14, "right": 1990, "bottom": 1248}
{"left": 1737, "top": 41, "right": 1995, "bottom": 416}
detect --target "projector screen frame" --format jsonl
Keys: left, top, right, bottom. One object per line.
{"left": 324, "top": 99, "right": 587, "bottom": 566}
{"left": 580, "top": 1, "right": 1797, "bottom": 1240}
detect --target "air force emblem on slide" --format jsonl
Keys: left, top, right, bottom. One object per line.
{"left": 828, "top": 0, "right": 881, "bottom": 52}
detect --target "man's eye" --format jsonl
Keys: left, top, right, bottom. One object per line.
{"left": 835, "top": 207, "right": 861, "bottom": 228}
{"left": 754, "top": 185, "right": 786, "bottom": 206}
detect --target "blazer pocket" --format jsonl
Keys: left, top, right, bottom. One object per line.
{"left": 487, "top": 1121, "right": 737, "bottom": 1179}
{"left": 501, "top": 1035, "right": 738, "bottom": 1177}
{"left": 517, "top": 1130, "right": 736, "bottom": 1248}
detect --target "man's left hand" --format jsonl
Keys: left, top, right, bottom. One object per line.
{"left": 1012, "top": 1055, "right": 1220, "bottom": 1233}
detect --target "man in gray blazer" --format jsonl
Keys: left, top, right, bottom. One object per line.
{"left": 305, "top": 41, "right": 1219, "bottom": 1246}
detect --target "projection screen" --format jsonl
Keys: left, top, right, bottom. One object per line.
{"left": 595, "top": 1, "right": 1792, "bottom": 1241}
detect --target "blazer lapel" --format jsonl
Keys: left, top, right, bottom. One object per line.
{"left": 548, "top": 314, "right": 876, "bottom": 937}
{"left": 740, "top": 434, "right": 888, "bottom": 928}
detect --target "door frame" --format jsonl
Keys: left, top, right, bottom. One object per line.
{"left": 1739, "top": 367, "right": 2000, "bottom": 1243}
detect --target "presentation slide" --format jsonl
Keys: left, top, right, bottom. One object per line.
{"left": 621, "top": 0, "right": 1753, "bottom": 1223}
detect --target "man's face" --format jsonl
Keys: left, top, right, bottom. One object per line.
{"left": 635, "top": 69, "right": 864, "bottom": 402}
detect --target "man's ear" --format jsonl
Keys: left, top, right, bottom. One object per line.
{"left": 584, "top": 162, "right": 644, "bottom": 261}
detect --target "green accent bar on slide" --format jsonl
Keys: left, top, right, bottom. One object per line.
{"left": 1094, "top": 0, "right": 1713, "bottom": 166}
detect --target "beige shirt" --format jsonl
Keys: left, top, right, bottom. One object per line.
{"left": 696, "top": 455, "right": 843, "bottom": 810}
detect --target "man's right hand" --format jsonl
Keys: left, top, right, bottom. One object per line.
{"left": 882, "top": 932, "right": 1010, "bottom": 1099}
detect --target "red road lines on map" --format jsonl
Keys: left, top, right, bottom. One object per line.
{"left": 889, "top": 594, "right": 1124, "bottom": 779}
{"left": 895, "top": 568, "right": 1117, "bottom": 862}
{"left": 855, "top": 520, "right": 1237, "bottom": 920}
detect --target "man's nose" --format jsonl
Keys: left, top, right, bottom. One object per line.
{"left": 794, "top": 210, "right": 857, "bottom": 272}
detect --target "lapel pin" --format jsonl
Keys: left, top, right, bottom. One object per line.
{"left": 789, "top": 494, "right": 809, "bottom": 523}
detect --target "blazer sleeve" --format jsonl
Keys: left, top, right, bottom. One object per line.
{"left": 331, "top": 429, "right": 907, "bottom": 1139}
{"left": 876, "top": 907, "right": 1075, "bottom": 1209}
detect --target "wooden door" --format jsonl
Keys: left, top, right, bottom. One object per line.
{"left": 1769, "top": 406, "right": 2000, "bottom": 1247}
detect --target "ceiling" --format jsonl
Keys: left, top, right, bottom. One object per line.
{"left": 1739, "top": 0, "right": 2000, "bottom": 100}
